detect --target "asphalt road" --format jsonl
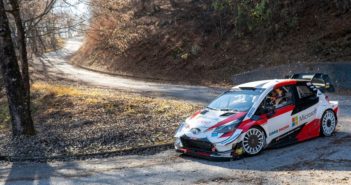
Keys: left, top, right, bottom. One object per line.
{"left": 1, "top": 39, "right": 350, "bottom": 185}
{"left": 31, "top": 38, "right": 223, "bottom": 104}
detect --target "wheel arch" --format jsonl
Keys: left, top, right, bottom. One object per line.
{"left": 239, "top": 120, "right": 268, "bottom": 140}
{"left": 320, "top": 108, "right": 337, "bottom": 137}
{"left": 241, "top": 125, "right": 267, "bottom": 156}
{"left": 251, "top": 125, "right": 267, "bottom": 138}
{"left": 326, "top": 108, "right": 338, "bottom": 124}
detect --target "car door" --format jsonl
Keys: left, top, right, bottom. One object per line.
{"left": 259, "top": 86, "right": 295, "bottom": 144}
{"left": 291, "top": 83, "right": 319, "bottom": 139}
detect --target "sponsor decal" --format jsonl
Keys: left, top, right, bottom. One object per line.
{"left": 201, "top": 120, "right": 211, "bottom": 125}
{"left": 279, "top": 125, "right": 289, "bottom": 132}
{"left": 291, "top": 115, "right": 299, "bottom": 127}
{"left": 269, "top": 125, "right": 289, "bottom": 136}
{"left": 299, "top": 109, "right": 317, "bottom": 122}
{"left": 291, "top": 109, "right": 316, "bottom": 127}
{"left": 269, "top": 130, "right": 278, "bottom": 136}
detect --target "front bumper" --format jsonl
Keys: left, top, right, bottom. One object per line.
{"left": 176, "top": 148, "right": 236, "bottom": 161}
{"left": 175, "top": 136, "right": 245, "bottom": 160}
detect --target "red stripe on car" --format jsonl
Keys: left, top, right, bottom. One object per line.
{"left": 296, "top": 119, "right": 320, "bottom": 141}
{"left": 237, "top": 119, "right": 265, "bottom": 132}
{"left": 220, "top": 130, "right": 235, "bottom": 138}
{"left": 207, "top": 112, "right": 247, "bottom": 131}
{"left": 270, "top": 105, "right": 295, "bottom": 118}
{"left": 237, "top": 105, "right": 294, "bottom": 132}
{"left": 190, "top": 110, "right": 201, "bottom": 120}
{"left": 274, "top": 80, "right": 297, "bottom": 88}
{"left": 256, "top": 105, "right": 295, "bottom": 120}
{"left": 334, "top": 107, "right": 338, "bottom": 114}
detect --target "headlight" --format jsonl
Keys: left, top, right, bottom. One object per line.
{"left": 213, "top": 120, "right": 240, "bottom": 134}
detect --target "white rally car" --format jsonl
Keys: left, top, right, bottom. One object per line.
{"left": 175, "top": 74, "right": 339, "bottom": 159}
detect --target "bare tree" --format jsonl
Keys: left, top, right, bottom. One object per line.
{"left": 0, "top": 0, "right": 35, "bottom": 136}
{"left": 7, "top": 0, "right": 32, "bottom": 128}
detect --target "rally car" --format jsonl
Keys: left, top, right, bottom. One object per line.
{"left": 174, "top": 74, "right": 339, "bottom": 159}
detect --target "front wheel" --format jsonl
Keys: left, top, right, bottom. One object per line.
{"left": 320, "top": 110, "right": 336, "bottom": 137}
{"left": 242, "top": 128, "right": 266, "bottom": 156}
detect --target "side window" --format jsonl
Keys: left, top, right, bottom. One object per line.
{"left": 255, "top": 86, "right": 294, "bottom": 115}
{"left": 267, "top": 86, "right": 294, "bottom": 109}
{"left": 296, "top": 85, "right": 314, "bottom": 99}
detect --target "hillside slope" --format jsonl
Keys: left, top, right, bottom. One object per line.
{"left": 72, "top": 0, "right": 351, "bottom": 85}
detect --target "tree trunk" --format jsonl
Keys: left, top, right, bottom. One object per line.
{"left": 9, "top": 0, "right": 34, "bottom": 128}
{"left": 0, "top": 0, "right": 35, "bottom": 136}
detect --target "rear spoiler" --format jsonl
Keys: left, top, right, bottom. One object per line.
{"left": 285, "top": 73, "right": 335, "bottom": 92}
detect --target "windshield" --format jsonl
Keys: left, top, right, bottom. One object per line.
{"left": 207, "top": 89, "right": 264, "bottom": 112}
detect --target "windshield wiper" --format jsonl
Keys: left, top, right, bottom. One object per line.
{"left": 220, "top": 109, "right": 239, "bottom": 112}
{"left": 206, "top": 106, "right": 217, "bottom": 110}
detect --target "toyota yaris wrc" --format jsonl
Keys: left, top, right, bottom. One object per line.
{"left": 174, "top": 77, "right": 339, "bottom": 159}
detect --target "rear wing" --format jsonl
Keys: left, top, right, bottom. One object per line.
{"left": 286, "top": 73, "right": 335, "bottom": 92}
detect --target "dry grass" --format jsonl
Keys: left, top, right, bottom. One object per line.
{"left": 31, "top": 82, "right": 197, "bottom": 119}
{"left": 0, "top": 82, "right": 200, "bottom": 157}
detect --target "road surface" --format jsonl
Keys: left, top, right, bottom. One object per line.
{"left": 1, "top": 103, "right": 350, "bottom": 185}
{"left": 31, "top": 38, "right": 222, "bottom": 104}
{"left": 1, "top": 38, "right": 350, "bottom": 185}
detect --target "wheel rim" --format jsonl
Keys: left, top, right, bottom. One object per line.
{"left": 242, "top": 128, "right": 265, "bottom": 155}
{"left": 322, "top": 110, "right": 336, "bottom": 136}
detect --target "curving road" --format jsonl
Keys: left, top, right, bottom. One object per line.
{"left": 32, "top": 38, "right": 223, "bottom": 104}
{"left": 1, "top": 39, "right": 350, "bottom": 185}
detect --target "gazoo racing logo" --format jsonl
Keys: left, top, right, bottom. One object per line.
{"left": 293, "top": 108, "right": 317, "bottom": 127}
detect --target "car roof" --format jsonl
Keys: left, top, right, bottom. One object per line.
{"left": 233, "top": 79, "right": 306, "bottom": 89}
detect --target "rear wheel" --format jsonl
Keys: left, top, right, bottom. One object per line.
{"left": 242, "top": 128, "right": 266, "bottom": 156}
{"left": 321, "top": 110, "right": 336, "bottom": 136}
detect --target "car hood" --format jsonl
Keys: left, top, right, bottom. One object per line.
{"left": 175, "top": 109, "right": 247, "bottom": 139}
{"left": 187, "top": 109, "right": 246, "bottom": 128}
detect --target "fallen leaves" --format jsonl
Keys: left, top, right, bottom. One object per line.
{"left": 0, "top": 82, "right": 200, "bottom": 159}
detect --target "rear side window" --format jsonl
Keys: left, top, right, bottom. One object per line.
{"left": 296, "top": 85, "right": 314, "bottom": 99}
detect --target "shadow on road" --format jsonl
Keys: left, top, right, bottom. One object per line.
{"left": 4, "top": 161, "right": 54, "bottom": 185}
{"left": 4, "top": 140, "right": 55, "bottom": 185}
{"left": 179, "top": 131, "right": 351, "bottom": 172}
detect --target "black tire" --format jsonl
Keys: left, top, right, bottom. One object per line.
{"left": 320, "top": 110, "right": 336, "bottom": 137}
{"left": 242, "top": 127, "right": 266, "bottom": 156}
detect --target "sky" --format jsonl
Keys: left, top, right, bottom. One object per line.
{"left": 52, "top": 0, "right": 91, "bottom": 36}
{"left": 55, "top": 0, "right": 90, "bottom": 20}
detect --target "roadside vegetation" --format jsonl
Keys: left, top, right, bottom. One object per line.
{"left": 1, "top": 0, "right": 87, "bottom": 138}
{"left": 73, "top": 0, "right": 351, "bottom": 85}
{"left": 0, "top": 82, "right": 199, "bottom": 158}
